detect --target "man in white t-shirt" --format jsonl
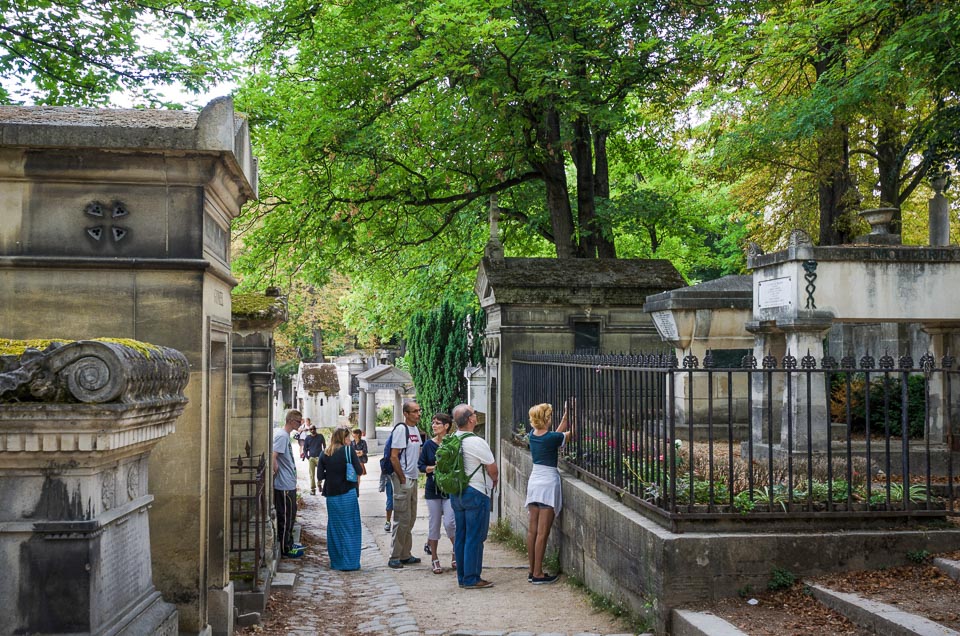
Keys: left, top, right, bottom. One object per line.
{"left": 450, "top": 403, "right": 499, "bottom": 589}
{"left": 387, "top": 400, "right": 424, "bottom": 568}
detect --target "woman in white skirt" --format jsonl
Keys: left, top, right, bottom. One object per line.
{"left": 525, "top": 400, "right": 572, "bottom": 584}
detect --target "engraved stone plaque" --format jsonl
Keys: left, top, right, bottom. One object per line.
{"left": 651, "top": 311, "right": 679, "bottom": 341}
{"left": 758, "top": 277, "right": 793, "bottom": 309}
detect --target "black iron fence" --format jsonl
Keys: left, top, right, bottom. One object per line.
{"left": 229, "top": 452, "right": 267, "bottom": 587}
{"left": 512, "top": 351, "right": 959, "bottom": 528}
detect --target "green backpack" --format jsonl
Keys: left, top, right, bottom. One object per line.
{"left": 434, "top": 432, "right": 483, "bottom": 495}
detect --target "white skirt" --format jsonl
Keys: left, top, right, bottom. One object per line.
{"left": 524, "top": 464, "right": 562, "bottom": 513}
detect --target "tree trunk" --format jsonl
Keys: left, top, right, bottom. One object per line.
{"left": 312, "top": 328, "right": 324, "bottom": 362}
{"left": 815, "top": 30, "right": 853, "bottom": 246}
{"left": 876, "top": 117, "right": 903, "bottom": 232}
{"left": 593, "top": 130, "right": 617, "bottom": 258}
{"left": 573, "top": 115, "right": 599, "bottom": 258}
{"left": 535, "top": 108, "right": 577, "bottom": 258}
{"left": 817, "top": 128, "right": 853, "bottom": 246}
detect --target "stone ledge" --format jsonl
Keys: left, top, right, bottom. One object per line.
{"left": 806, "top": 582, "right": 960, "bottom": 636}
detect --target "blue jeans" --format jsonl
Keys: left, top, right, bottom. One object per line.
{"left": 451, "top": 486, "right": 490, "bottom": 586}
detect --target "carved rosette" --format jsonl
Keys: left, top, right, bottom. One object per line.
{"left": 0, "top": 340, "right": 188, "bottom": 404}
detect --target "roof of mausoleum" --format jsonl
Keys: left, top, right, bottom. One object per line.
{"left": 0, "top": 97, "right": 256, "bottom": 196}
{"left": 643, "top": 274, "right": 752, "bottom": 312}
{"left": 300, "top": 363, "right": 340, "bottom": 395}
{"left": 476, "top": 257, "right": 685, "bottom": 307}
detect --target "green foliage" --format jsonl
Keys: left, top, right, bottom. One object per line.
{"left": 405, "top": 298, "right": 485, "bottom": 416}
{"left": 767, "top": 568, "right": 797, "bottom": 591}
{"left": 375, "top": 407, "right": 394, "bottom": 428}
{"left": 830, "top": 374, "right": 928, "bottom": 438}
{"left": 0, "top": 0, "right": 247, "bottom": 106}
{"left": 906, "top": 549, "right": 930, "bottom": 564}
{"left": 490, "top": 519, "right": 527, "bottom": 555}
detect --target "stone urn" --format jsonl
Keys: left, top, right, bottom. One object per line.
{"left": 858, "top": 207, "right": 898, "bottom": 235}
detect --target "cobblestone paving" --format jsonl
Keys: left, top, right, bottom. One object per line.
{"left": 252, "top": 454, "right": 640, "bottom": 636}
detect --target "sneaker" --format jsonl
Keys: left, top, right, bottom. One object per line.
{"left": 424, "top": 543, "right": 432, "bottom": 555}
{"left": 387, "top": 559, "right": 403, "bottom": 569}
{"left": 400, "top": 556, "right": 421, "bottom": 565}
{"left": 310, "top": 490, "right": 316, "bottom": 495}
{"left": 282, "top": 548, "right": 304, "bottom": 559}
{"left": 384, "top": 521, "right": 392, "bottom": 532}
{"left": 462, "top": 580, "right": 494, "bottom": 590}
{"left": 292, "top": 543, "right": 305, "bottom": 550}
{"left": 531, "top": 574, "right": 559, "bottom": 585}
{"left": 528, "top": 572, "right": 533, "bottom": 582}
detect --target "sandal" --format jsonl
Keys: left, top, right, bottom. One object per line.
{"left": 432, "top": 559, "right": 443, "bottom": 574}
{"left": 451, "top": 557, "right": 457, "bottom": 569}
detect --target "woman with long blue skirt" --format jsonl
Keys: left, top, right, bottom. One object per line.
{"left": 317, "top": 427, "right": 364, "bottom": 571}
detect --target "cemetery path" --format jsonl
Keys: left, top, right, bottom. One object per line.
{"left": 241, "top": 450, "right": 637, "bottom": 636}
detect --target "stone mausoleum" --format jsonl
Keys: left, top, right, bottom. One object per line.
{"left": 0, "top": 98, "right": 257, "bottom": 635}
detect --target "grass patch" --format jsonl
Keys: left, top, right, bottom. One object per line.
{"left": 565, "top": 573, "right": 652, "bottom": 634}
{"left": 490, "top": 518, "right": 527, "bottom": 555}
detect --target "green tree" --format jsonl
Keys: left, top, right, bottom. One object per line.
{"left": 405, "top": 297, "right": 485, "bottom": 416}
{"left": 0, "top": 0, "right": 248, "bottom": 106}
{"left": 234, "top": 0, "right": 721, "bottom": 274}
{"left": 701, "top": 0, "right": 960, "bottom": 246}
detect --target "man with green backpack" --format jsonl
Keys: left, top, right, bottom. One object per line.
{"left": 437, "top": 403, "right": 498, "bottom": 589}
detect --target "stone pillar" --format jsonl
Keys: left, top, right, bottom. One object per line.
{"left": 0, "top": 339, "right": 188, "bottom": 636}
{"left": 779, "top": 314, "right": 834, "bottom": 451}
{"left": 360, "top": 388, "right": 374, "bottom": 439}
{"left": 745, "top": 324, "right": 786, "bottom": 447}
{"left": 921, "top": 324, "right": 960, "bottom": 446}
{"left": 929, "top": 174, "right": 951, "bottom": 247}
{"left": 366, "top": 389, "right": 378, "bottom": 436}
{"left": 393, "top": 389, "right": 404, "bottom": 426}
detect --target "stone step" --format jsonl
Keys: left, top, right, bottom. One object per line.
{"left": 934, "top": 557, "right": 960, "bottom": 584}
{"left": 670, "top": 609, "right": 747, "bottom": 636}
{"left": 806, "top": 582, "right": 960, "bottom": 636}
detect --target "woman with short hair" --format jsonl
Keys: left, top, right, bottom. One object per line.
{"left": 317, "top": 427, "right": 364, "bottom": 571}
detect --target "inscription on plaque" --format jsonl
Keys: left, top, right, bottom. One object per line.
{"left": 758, "top": 277, "right": 793, "bottom": 309}
{"left": 100, "top": 513, "right": 148, "bottom": 612}
{"left": 651, "top": 311, "right": 679, "bottom": 341}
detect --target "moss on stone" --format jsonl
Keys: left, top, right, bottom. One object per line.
{"left": 232, "top": 292, "right": 284, "bottom": 318}
{"left": 0, "top": 337, "right": 160, "bottom": 358}
{"left": 0, "top": 338, "right": 70, "bottom": 356}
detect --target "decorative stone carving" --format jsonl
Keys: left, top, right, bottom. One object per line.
{"left": 83, "top": 200, "right": 130, "bottom": 244}
{"left": 102, "top": 469, "right": 117, "bottom": 511}
{"left": 788, "top": 229, "right": 813, "bottom": 248}
{"left": 127, "top": 462, "right": 141, "bottom": 501}
{"left": 0, "top": 339, "right": 188, "bottom": 404}
{"left": 746, "top": 241, "right": 764, "bottom": 259}
{"left": 0, "top": 338, "right": 186, "bottom": 635}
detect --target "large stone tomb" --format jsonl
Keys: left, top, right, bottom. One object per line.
{"left": 0, "top": 339, "right": 188, "bottom": 635}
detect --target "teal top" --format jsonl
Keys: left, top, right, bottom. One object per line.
{"left": 528, "top": 431, "right": 565, "bottom": 467}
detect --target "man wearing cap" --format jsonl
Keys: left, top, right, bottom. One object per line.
{"left": 303, "top": 422, "right": 327, "bottom": 495}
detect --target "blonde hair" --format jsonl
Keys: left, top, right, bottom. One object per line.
{"left": 529, "top": 403, "right": 553, "bottom": 431}
{"left": 325, "top": 427, "right": 352, "bottom": 456}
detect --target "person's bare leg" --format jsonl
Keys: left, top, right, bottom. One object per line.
{"left": 526, "top": 505, "right": 540, "bottom": 577}
{"left": 533, "top": 507, "right": 556, "bottom": 578}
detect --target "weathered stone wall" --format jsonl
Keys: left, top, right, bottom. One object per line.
{"left": 500, "top": 440, "right": 960, "bottom": 634}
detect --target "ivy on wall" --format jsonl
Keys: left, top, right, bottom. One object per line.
{"left": 405, "top": 298, "right": 486, "bottom": 418}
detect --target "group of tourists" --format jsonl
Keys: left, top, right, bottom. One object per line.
{"left": 271, "top": 395, "right": 573, "bottom": 588}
